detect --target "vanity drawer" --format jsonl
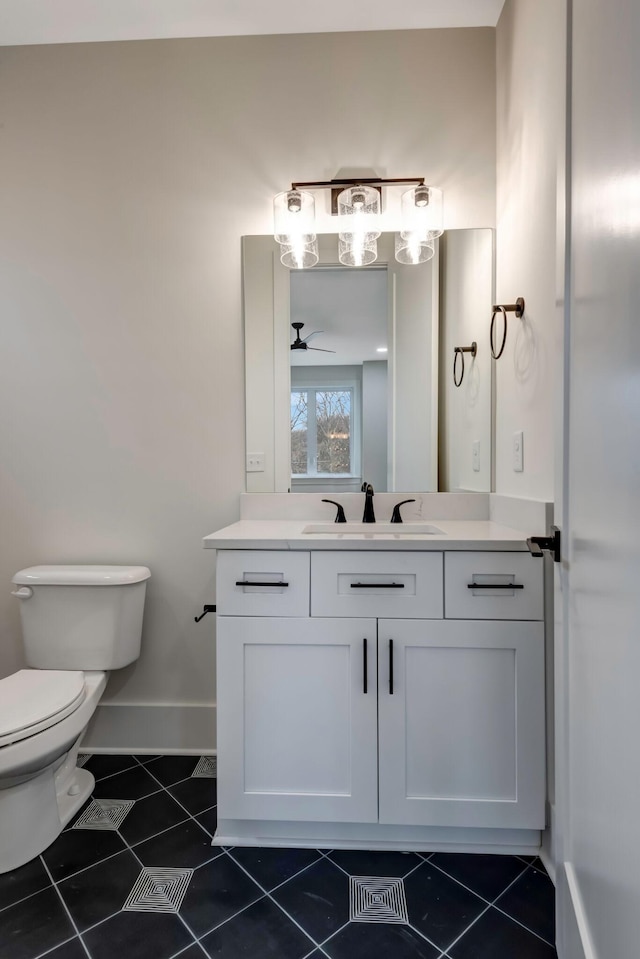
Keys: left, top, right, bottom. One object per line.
{"left": 444, "top": 552, "right": 543, "bottom": 620}
{"left": 311, "top": 551, "right": 443, "bottom": 619}
{"left": 217, "top": 551, "right": 310, "bottom": 616}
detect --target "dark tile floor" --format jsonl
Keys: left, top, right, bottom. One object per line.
{"left": 0, "top": 754, "right": 558, "bottom": 959}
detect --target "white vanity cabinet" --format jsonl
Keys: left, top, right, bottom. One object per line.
{"left": 215, "top": 546, "right": 545, "bottom": 848}
{"left": 216, "top": 616, "right": 378, "bottom": 823}
{"left": 377, "top": 619, "right": 544, "bottom": 829}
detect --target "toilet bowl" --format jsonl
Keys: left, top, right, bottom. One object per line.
{"left": 0, "top": 565, "right": 150, "bottom": 874}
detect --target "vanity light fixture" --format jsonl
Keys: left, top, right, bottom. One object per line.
{"left": 273, "top": 177, "right": 443, "bottom": 269}
{"left": 273, "top": 190, "right": 319, "bottom": 269}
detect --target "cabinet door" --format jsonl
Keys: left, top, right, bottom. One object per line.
{"left": 378, "top": 619, "right": 545, "bottom": 829}
{"left": 217, "top": 616, "right": 378, "bottom": 823}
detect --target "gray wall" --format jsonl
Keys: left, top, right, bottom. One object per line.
{"left": 495, "top": 0, "right": 564, "bottom": 500}
{"left": 0, "top": 29, "right": 496, "bottom": 749}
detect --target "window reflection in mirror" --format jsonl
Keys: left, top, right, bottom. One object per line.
{"left": 289, "top": 266, "right": 384, "bottom": 492}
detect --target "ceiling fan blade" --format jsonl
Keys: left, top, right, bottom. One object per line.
{"left": 301, "top": 330, "right": 324, "bottom": 343}
{"left": 308, "top": 346, "right": 336, "bottom": 353}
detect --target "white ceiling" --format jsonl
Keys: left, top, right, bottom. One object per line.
{"left": 290, "top": 267, "right": 388, "bottom": 367}
{"left": 0, "top": 0, "right": 505, "bottom": 47}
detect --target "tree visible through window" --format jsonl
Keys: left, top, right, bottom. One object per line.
{"left": 291, "top": 388, "right": 353, "bottom": 475}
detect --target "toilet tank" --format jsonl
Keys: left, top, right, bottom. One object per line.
{"left": 11, "top": 566, "right": 151, "bottom": 670}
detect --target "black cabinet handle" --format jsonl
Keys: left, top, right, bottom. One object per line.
{"left": 363, "top": 638, "right": 368, "bottom": 695}
{"left": 235, "top": 581, "right": 289, "bottom": 587}
{"left": 466, "top": 582, "right": 524, "bottom": 590}
{"left": 350, "top": 582, "right": 405, "bottom": 589}
{"left": 389, "top": 639, "right": 394, "bottom": 695}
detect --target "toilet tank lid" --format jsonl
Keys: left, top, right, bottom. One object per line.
{"left": 12, "top": 565, "right": 151, "bottom": 586}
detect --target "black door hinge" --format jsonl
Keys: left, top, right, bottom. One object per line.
{"left": 526, "top": 526, "right": 561, "bottom": 563}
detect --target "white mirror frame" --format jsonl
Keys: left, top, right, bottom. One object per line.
{"left": 243, "top": 233, "right": 440, "bottom": 493}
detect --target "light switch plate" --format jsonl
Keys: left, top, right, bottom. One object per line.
{"left": 513, "top": 431, "right": 524, "bottom": 472}
{"left": 246, "top": 453, "right": 265, "bottom": 472}
{"left": 472, "top": 441, "right": 481, "bottom": 472}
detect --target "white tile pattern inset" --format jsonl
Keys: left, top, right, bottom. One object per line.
{"left": 123, "top": 867, "right": 194, "bottom": 913}
{"left": 350, "top": 876, "right": 409, "bottom": 924}
{"left": 192, "top": 755, "right": 217, "bottom": 778}
{"left": 72, "top": 798, "right": 135, "bottom": 830}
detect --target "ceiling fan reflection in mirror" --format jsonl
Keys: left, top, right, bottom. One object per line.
{"left": 290, "top": 322, "right": 336, "bottom": 353}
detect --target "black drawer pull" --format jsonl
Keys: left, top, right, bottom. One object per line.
{"left": 350, "top": 582, "right": 405, "bottom": 589}
{"left": 363, "top": 638, "right": 368, "bottom": 695}
{"left": 389, "top": 639, "right": 394, "bottom": 695}
{"left": 235, "top": 580, "right": 289, "bottom": 587}
{"left": 467, "top": 582, "right": 524, "bottom": 590}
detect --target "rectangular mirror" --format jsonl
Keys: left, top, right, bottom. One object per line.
{"left": 243, "top": 229, "right": 493, "bottom": 493}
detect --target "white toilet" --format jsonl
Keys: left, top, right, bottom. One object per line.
{"left": 0, "top": 564, "right": 150, "bottom": 873}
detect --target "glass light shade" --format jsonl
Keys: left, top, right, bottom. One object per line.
{"left": 394, "top": 232, "right": 435, "bottom": 265}
{"left": 337, "top": 185, "right": 381, "bottom": 241}
{"left": 400, "top": 185, "right": 443, "bottom": 240}
{"left": 273, "top": 190, "right": 316, "bottom": 244}
{"left": 279, "top": 237, "right": 319, "bottom": 270}
{"left": 338, "top": 235, "right": 378, "bottom": 267}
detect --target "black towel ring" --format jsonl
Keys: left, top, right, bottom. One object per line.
{"left": 453, "top": 342, "right": 477, "bottom": 387}
{"left": 490, "top": 298, "right": 525, "bottom": 359}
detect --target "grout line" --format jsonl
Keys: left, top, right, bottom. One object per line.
{"left": 426, "top": 857, "right": 527, "bottom": 910}
{"left": 46, "top": 845, "right": 134, "bottom": 886}
{"left": 315, "top": 919, "right": 352, "bottom": 955}
{"left": 127, "top": 814, "right": 196, "bottom": 850}
{"left": 489, "top": 862, "right": 557, "bottom": 947}
{"left": 84, "top": 760, "right": 139, "bottom": 782}
{"left": 438, "top": 902, "right": 493, "bottom": 956}
{"left": 9, "top": 755, "right": 556, "bottom": 959}
{"left": 325, "top": 855, "right": 446, "bottom": 956}
{"left": 223, "top": 848, "right": 324, "bottom": 953}
{"left": 436, "top": 858, "right": 534, "bottom": 956}
{"left": 179, "top": 871, "right": 266, "bottom": 944}
{"left": 39, "top": 856, "right": 92, "bottom": 959}
{"left": 117, "top": 825, "right": 200, "bottom": 949}
{"left": 250, "top": 850, "right": 332, "bottom": 897}
{"left": 0, "top": 875, "right": 55, "bottom": 917}
{"left": 86, "top": 784, "right": 164, "bottom": 805}
{"left": 32, "top": 935, "right": 79, "bottom": 959}
{"left": 167, "top": 940, "right": 207, "bottom": 959}
{"left": 131, "top": 756, "right": 218, "bottom": 839}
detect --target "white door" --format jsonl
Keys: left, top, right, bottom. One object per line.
{"left": 216, "top": 616, "right": 378, "bottom": 823}
{"left": 556, "top": 0, "right": 640, "bottom": 955}
{"left": 378, "top": 619, "right": 545, "bottom": 829}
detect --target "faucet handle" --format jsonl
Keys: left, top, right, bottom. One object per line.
{"left": 322, "top": 499, "right": 347, "bottom": 523}
{"left": 390, "top": 499, "right": 416, "bottom": 524}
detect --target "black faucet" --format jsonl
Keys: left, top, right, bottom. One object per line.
{"left": 390, "top": 499, "right": 416, "bottom": 524}
{"left": 361, "top": 482, "right": 375, "bottom": 523}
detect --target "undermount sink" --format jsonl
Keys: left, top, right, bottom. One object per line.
{"left": 302, "top": 522, "right": 445, "bottom": 535}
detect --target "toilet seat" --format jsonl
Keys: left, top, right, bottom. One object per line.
{"left": 0, "top": 670, "right": 86, "bottom": 747}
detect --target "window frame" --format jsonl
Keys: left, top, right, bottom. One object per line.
{"left": 290, "top": 378, "right": 362, "bottom": 480}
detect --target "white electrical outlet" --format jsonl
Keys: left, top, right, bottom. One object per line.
{"left": 513, "top": 431, "right": 524, "bottom": 472}
{"left": 246, "top": 453, "right": 265, "bottom": 472}
{"left": 472, "top": 441, "right": 481, "bottom": 472}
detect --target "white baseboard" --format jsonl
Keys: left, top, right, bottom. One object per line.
{"left": 557, "top": 862, "right": 597, "bottom": 959}
{"left": 79, "top": 702, "right": 216, "bottom": 755}
{"left": 539, "top": 802, "right": 557, "bottom": 884}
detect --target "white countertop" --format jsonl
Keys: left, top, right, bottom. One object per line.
{"left": 203, "top": 519, "right": 532, "bottom": 551}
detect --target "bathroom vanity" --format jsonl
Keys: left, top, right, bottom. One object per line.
{"left": 204, "top": 495, "right": 547, "bottom": 854}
